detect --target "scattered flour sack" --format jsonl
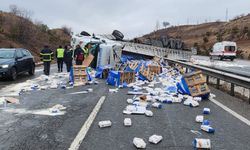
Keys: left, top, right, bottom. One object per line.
{"left": 149, "top": 134, "right": 163, "bottom": 144}
{"left": 195, "top": 115, "right": 204, "bottom": 123}
{"left": 192, "top": 138, "right": 211, "bottom": 149}
{"left": 145, "top": 110, "right": 153, "bottom": 117}
{"left": 133, "top": 137, "right": 146, "bottom": 149}
{"left": 124, "top": 118, "right": 132, "bottom": 126}
{"left": 98, "top": 120, "right": 112, "bottom": 128}
{"left": 127, "top": 98, "right": 133, "bottom": 104}
{"left": 183, "top": 99, "right": 199, "bottom": 107}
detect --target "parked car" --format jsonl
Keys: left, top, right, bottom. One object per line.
{"left": 0, "top": 48, "right": 35, "bottom": 80}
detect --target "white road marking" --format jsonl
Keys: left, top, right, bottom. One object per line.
{"left": 210, "top": 96, "right": 250, "bottom": 127}
{"left": 68, "top": 96, "right": 106, "bottom": 150}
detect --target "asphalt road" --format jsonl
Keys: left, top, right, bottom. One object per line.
{"left": 0, "top": 67, "right": 250, "bottom": 150}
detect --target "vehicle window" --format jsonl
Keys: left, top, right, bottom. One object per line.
{"left": 225, "top": 46, "right": 235, "bottom": 52}
{"left": 0, "top": 50, "right": 15, "bottom": 59}
{"left": 16, "top": 50, "right": 24, "bottom": 58}
{"left": 22, "top": 49, "right": 31, "bottom": 56}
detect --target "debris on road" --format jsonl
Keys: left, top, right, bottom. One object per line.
{"left": 145, "top": 110, "right": 153, "bottom": 117}
{"left": 32, "top": 104, "right": 67, "bottom": 116}
{"left": 195, "top": 115, "right": 204, "bottom": 123}
{"left": 192, "top": 138, "right": 211, "bottom": 149}
{"left": 133, "top": 137, "right": 146, "bottom": 149}
{"left": 98, "top": 120, "right": 112, "bottom": 128}
{"left": 203, "top": 108, "right": 211, "bottom": 114}
{"left": 201, "top": 125, "right": 215, "bottom": 133}
{"left": 4, "top": 97, "right": 19, "bottom": 104}
{"left": 109, "top": 88, "right": 119, "bottom": 93}
{"left": 148, "top": 134, "right": 163, "bottom": 144}
{"left": 190, "top": 130, "right": 202, "bottom": 136}
{"left": 124, "top": 118, "right": 132, "bottom": 126}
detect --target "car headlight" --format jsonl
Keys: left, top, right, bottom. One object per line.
{"left": 1, "top": 64, "right": 9, "bottom": 68}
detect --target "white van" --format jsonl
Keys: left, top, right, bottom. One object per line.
{"left": 71, "top": 32, "right": 123, "bottom": 68}
{"left": 210, "top": 41, "right": 237, "bottom": 61}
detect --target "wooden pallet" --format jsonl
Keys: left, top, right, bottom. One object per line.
{"left": 73, "top": 65, "right": 87, "bottom": 84}
{"left": 189, "top": 83, "right": 210, "bottom": 97}
{"left": 129, "top": 62, "right": 139, "bottom": 71}
{"left": 120, "top": 71, "right": 135, "bottom": 84}
{"left": 184, "top": 70, "right": 206, "bottom": 86}
{"left": 139, "top": 64, "right": 155, "bottom": 81}
{"left": 148, "top": 65, "right": 161, "bottom": 75}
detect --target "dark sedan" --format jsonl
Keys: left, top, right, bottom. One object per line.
{"left": 0, "top": 48, "right": 35, "bottom": 80}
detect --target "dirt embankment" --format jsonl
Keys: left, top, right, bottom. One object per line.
{"left": 139, "top": 14, "right": 250, "bottom": 59}
{"left": 0, "top": 11, "right": 71, "bottom": 62}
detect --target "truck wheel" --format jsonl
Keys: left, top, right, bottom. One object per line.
{"left": 80, "top": 31, "right": 91, "bottom": 36}
{"left": 230, "top": 58, "right": 234, "bottom": 61}
{"left": 220, "top": 56, "right": 223, "bottom": 60}
{"left": 112, "top": 30, "right": 124, "bottom": 40}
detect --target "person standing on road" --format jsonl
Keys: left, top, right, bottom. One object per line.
{"left": 56, "top": 45, "right": 65, "bottom": 72}
{"left": 64, "top": 45, "right": 73, "bottom": 72}
{"left": 40, "top": 45, "right": 53, "bottom": 75}
{"left": 83, "top": 43, "right": 91, "bottom": 59}
{"left": 74, "top": 44, "right": 84, "bottom": 65}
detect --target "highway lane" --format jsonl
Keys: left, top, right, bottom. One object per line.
{"left": 80, "top": 86, "right": 250, "bottom": 150}
{"left": 191, "top": 55, "right": 250, "bottom": 77}
{"left": 0, "top": 65, "right": 250, "bottom": 149}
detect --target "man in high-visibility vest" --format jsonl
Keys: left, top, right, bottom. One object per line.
{"left": 40, "top": 45, "right": 54, "bottom": 75}
{"left": 56, "top": 45, "right": 65, "bottom": 72}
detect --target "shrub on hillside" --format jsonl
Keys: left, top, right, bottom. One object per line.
{"left": 206, "top": 31, "right": 211, "bottom": 36}
{"left": 203, "top": 37, "right": 209, "bottom": 43}
{"left": 62, "top": 26, "right": 72, "bottom": 36}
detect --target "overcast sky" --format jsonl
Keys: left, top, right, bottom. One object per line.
{"left": 0, "top": 0, "right": 250, "bottom": 39}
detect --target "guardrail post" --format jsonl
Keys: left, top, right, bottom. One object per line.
{"left": 249, "top": 90, "right": 250, "bottom": 104}
{"left": 230, "top": 83, "right": 235, "bottom": 96}
{"left": 216, "top": 78, "right": 220, "bottom": 89}
{"left": 206, "top": 75, "right": 209, "bottom": 84}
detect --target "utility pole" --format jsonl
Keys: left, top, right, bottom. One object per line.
{"left": 226, "top": 8, "right": 228, "bottom": 22}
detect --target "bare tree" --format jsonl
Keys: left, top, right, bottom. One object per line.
{"left": 163, "top": 21, "right": 170, "bottom": 28}
{"left": 9, "top": 4, "right": 20, "bottom": 15}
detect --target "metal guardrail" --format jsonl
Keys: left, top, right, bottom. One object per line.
{"left": 164, "top": 57, "right": 250, "bottom": 102}
{"left": 120, "top": 42, "right": 192, "bottom": 60}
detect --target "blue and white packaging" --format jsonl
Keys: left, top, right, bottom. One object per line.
{"left": 192, "top": 138, "right": 211, "bottom": 149}
{"left": 202, "top": 120, "right": 210, "bottom": 125}
{"left": 203, "top": 108, "right": 210, "bottom": 114}
{"left": 201, "top": 125, "right": 215, "bottom": 133}
{"left": 152, "top": 102, "right": 162, "bottom": 109}
{"left": 195, "top": 115, "right": 204, "bottom": 123}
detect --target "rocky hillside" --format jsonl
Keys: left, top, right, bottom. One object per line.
{"left": 0, "top": 11, "right": 71, "bottom": 62}
{"left": 139, "top": 14, "right": 250, "bottom": 59}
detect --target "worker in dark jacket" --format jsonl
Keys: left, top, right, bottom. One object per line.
{"left": 64, "top": 45, "right": 73, "bottom": 72}
{"left": 74, "top": 45, "right": 84, "bottom": 65}
{"left": 56, "top": 45, "right": 65, "bottom": 72}
{"left": 40, "top": 45, "right": 53, "bottom": 75}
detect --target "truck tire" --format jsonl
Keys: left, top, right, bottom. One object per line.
{"left": 112, "top": 30, "right": 124, "bottom": 40}
{"left": 80, "top": 31, "right": 91, "bottom": 36}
